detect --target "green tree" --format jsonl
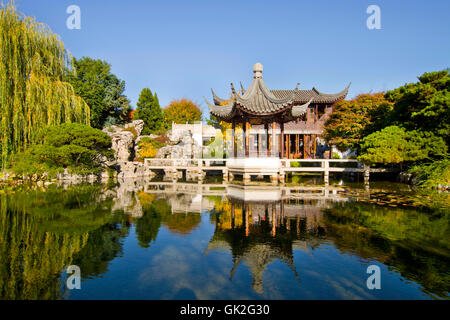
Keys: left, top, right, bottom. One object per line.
{"left": 135, "top": 206, "right": 162, "bottom": 248}
{"left": 0, "top": 184, "right": 130, "bottom": 299}
{"left": 103, "top": 74, "right": 132, "bottom": 127}
{"left": 0, "top": 3, "right": 90, "bottom": 168}
{"left": 164, "top": 99, "right": 203, "bottom": 129}
{"left": 358, "top": 126, "right": 447, "bottom": 165}
{"left": 324, "top": 200, "right": 450, "bottom": 298}
{"left": 386, "top": 70, "right": 450, "bottom": 145}
{"left": 10, "top": 123, "right": 113, "bottom": 176}
{"left": 409, "top": 159, "right": 450, "bottom": 188}
{"left": 134, "top": 88, "right": 164, "bottom": 135}
{"left": 68, "top": 57, "right": 131, "bottom": 129}
{"left": 323, "top": 93, "right": 393, "bottom": 152}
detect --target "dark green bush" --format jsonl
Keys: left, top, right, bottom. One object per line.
{"left": 9, "top": 123, "right": 113, "bottom": 177}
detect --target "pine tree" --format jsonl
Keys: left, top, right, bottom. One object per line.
{"left": 69, "top": 57, "right": 131, "bottom": 129}
{"left": 135, "top": 88, "right": 164, "bottom": 135}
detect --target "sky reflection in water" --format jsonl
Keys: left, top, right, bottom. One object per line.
{"left": 0, "top": 181, "right": 448, "bottom": 300}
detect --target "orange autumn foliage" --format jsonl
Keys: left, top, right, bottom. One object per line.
{"left": 164, "top": 99, "right": 202, "bottom": 128}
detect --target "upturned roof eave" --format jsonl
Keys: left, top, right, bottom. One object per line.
{"left": 272, "top": 82, "right": 351, "bottom": 104}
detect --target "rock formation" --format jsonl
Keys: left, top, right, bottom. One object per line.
{"left": 125, "top": 120, "right": 144, "bottom": 137}
{"left": 103, "top": 120, "right": 145, "bottom": 163}
{"left": 117, "top": 161, "right": 154, "bottom": 179}
{"left": 99, "top": 120, "right": 206, "bottom": 180}
{"left": 156, "top": 128, "right": 202, "bottom": 160}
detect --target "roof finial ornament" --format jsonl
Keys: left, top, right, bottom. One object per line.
{"left": 240, "top": 82, "right": 246, "bottom": 94}
{"left": 230, "top": 83, "right": 236, "bottom": 94}
{"left": 295, "top": 83, "right": 300, "bottom": 90}
{"left": 253, "top": 63, "right": 263, "bottom": 79}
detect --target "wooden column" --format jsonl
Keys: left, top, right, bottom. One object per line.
{"left": 245, "top": 121, "right": 250, "bottom": 157}
{"left": 280, "top": 122, "right": 285, "bottom": 159}
{"left": 243, "top": 119, "right": 247, "bottom": 157}
{"left": 296, "top": 134, "right": 299, "bottom": 157}
{"left": 287, "top": 134, "right": 291, "bottom": 159}
{"left": 256, "top": 133, "right": 260, "bottom": 157}
{"left": 303, "top": 135, "right": 307, "bottom": 159}
{"left": 265, "top": 123, "right": 270, "bottom": 157}
{"left": 232, "top": 120, "right": 236, "bottom": 158}
{"left": 272, "top": 121, "right": 277, "bottom": 157}
{"left": 246, "top": 204, "right": 250, "bottom": 236}
{"left": 311, "top": 134, "right": 316, "bottom": 158}
{"left": 272, "top": 204, "right": 276, "bottom": 237}
{"left": 285, "top": 134, "right": 288, "bottom": 159}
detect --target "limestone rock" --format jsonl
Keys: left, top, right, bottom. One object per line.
{"left": 124, "top": 120, "right": 144, "bottom": 137}
{"left": 156, "top": 128, "right": 202, "bottom": 159}
{"left": 56, "top": 168, "right": 98, "bottom": 182}
{"left": 103, "top": 120, "right": 145, "bottom": 163}
{"left": 117, "top": 161, "right": 155, "bottom": 179}
{"left": 111, "top": 131, "right": 135, "bottom": 162}
{"left": 111, "top": 178, "right": 144, "bottom": 218}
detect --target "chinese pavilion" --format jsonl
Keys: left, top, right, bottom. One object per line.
{"left": 206, "top": 63, "right": 349, "bottom": 160}
{"left": 206, "top": 63, "right": 349, "bottom": 183}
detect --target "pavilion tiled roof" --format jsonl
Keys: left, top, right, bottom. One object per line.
{"left": 271, "top": 85, "right": 350, "bottom": 104}
{"left": 233, "top": 74, "right": 296, "bottom": 115}
{"left": 206, "top": 63, "right": 349, "bottom": 121}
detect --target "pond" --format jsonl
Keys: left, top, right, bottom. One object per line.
{"left": 0, "top": 179, "right": 448, "bottom": 300}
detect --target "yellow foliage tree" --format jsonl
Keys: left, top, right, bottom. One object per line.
{"left": 164, "top": 98, "right": 202, "bottom": 128}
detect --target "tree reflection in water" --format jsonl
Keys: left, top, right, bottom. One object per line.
{"left": 205, "top": 188, "right": 449, "bottom": 298}
{"left": 0, "top": 184, "right": 130, "bottom": 299}
{"left": 0, "top": 181, "right": 448, "bottom": 299}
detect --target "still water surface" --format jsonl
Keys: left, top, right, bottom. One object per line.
{"left": 0, "top": 180, "right": 448, "bottom": 300}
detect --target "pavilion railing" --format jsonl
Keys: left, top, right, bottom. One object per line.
{"left": 281, "top": 158, "right": 362, "bottom": 169}
{"left": 144, "top": 158, "right": 363, "bottom": 169}
{"left": 144, "top": 158, "right": 229, "bottom": 168}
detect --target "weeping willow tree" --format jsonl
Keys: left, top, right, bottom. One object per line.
{"left": 0, "top": 2, "right": 90, "bottom": 168}
{"left": 0, "top": 184, "right": 124, "bottom": 299}
{"left": 0, "top": 194, "right": 89, "bottom": 300}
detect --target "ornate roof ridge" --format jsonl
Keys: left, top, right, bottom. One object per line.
{"left": 238, "top": 78, "right": 295, "bottom": 104}
{"left": 311, "top": 82, "right": 351, "bottom": 97}
{"left": 211, "top": 88, "right": 227, "bottom": 106}
{"left": 291, "top": 98, "right": 313, "bottom": 118}
{"left": 206, "top": 63, "right": 350, "bottom": 120}
{"left": 204, "top": 97, "right": 235, "bottom": 119}
{"left": 233, "top": 77, "right": 297, "bottom": 114}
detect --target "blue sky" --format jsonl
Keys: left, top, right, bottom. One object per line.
{"left": 15, "top": 0, "right": 450, "bottom": 116}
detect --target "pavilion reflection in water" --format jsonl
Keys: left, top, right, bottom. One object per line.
{"left": 204, "top": 185, "right": 340, "bottom": 294}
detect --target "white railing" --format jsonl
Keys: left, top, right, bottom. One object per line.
{"left": 144, "top": 158, "right": 229, "bottom": 168}
{"left": 281, "top": 158, "right": 361, "bottom": 169}
{"left": 145, "top": 158, "right": 362, "bottom": 169}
